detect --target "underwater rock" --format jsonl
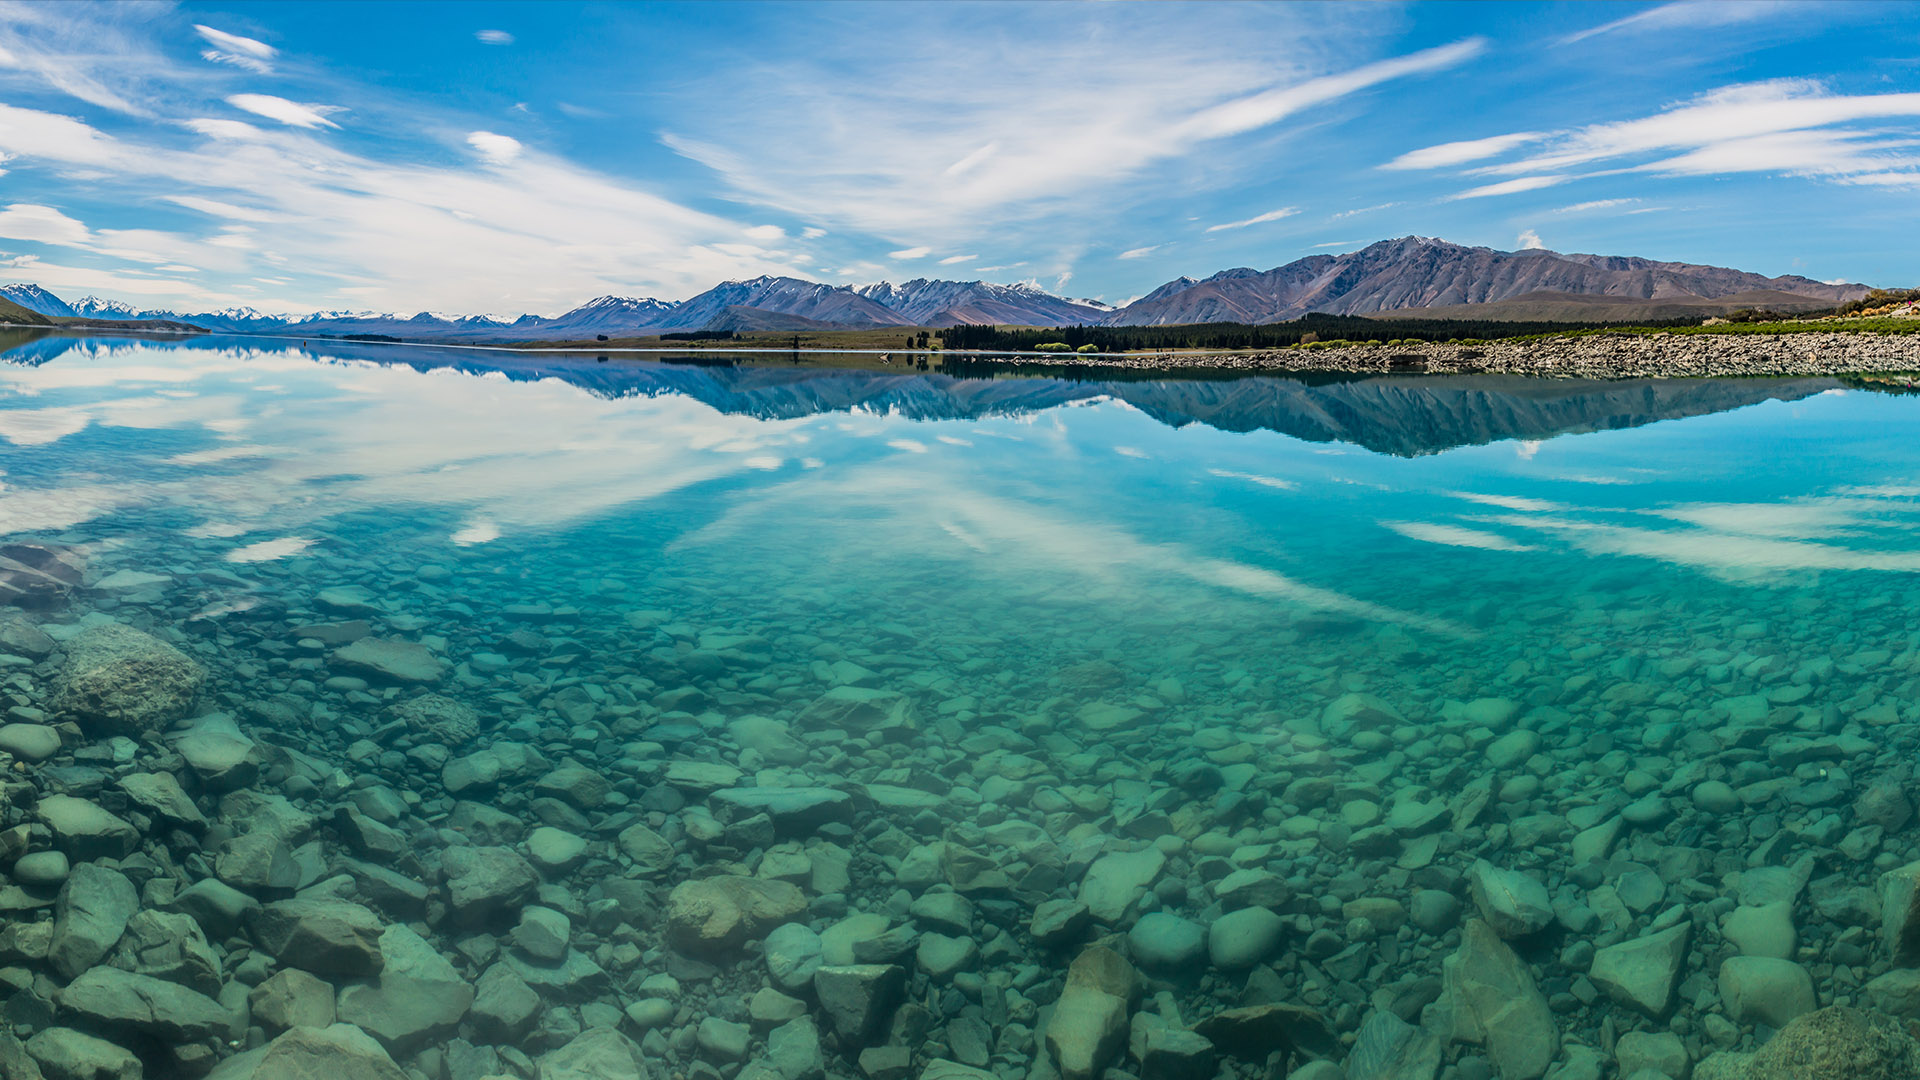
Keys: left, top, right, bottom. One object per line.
{"left": 52, "top": 624, "right": 203, "bottom": 734}
{"left": 328, "top": 637, "right": 445, "bottom": 684}
{"left": 1045, "top": 946, "right": 1136, "bottom": 1080}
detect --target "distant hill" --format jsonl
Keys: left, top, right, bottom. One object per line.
{"left": 0, "top": 295, "right": 52, "bottom": 326}
{"left": 1105, "top": 237, "right": 1869, "bottom": 326}
{"left": 2, "top": 238, "right": 1877, "bottom": 342}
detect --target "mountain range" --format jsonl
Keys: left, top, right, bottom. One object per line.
{"left": 0, "top": 237, "right": 1871, "bottom": 341}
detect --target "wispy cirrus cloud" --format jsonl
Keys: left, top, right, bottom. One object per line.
{"left": 227, "top": 93, "right": 344, "bottom": 129}
{"left": 196, "top": 25, "right": 276, "bottom": 74}
{"left": 1404, "top": 80, "right": 1920, "bottom": 198}
{"left": 1559, "top": 1, "right": 1794, "bottom": 45}
{"left": 1205, "top": 207, "right": 1299, "bottom": 233}
{"left": 660, "top": 5, "right": 1481, "bottom": 246}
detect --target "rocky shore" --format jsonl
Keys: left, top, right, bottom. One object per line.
{"left": 973, "top": 332, "right": 1920, "bottom": 378}
{"left": 8, "top": 492, "right": 1920, "bottom": 1080}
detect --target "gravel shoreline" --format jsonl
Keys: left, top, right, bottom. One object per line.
{"left": 967, "top": 333, "right": 1920, "bottom": 379}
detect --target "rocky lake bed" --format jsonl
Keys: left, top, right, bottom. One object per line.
{"left": 7, "top": 336, "right": 1920, "bottom": 1080}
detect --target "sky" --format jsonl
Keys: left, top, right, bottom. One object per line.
{"left": 0, "top": 0, "right": 1916, "bottom": 316}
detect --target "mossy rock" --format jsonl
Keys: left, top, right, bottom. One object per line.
{"left": 1744, "top": 1006, "right": 1920, "bottom": 1080}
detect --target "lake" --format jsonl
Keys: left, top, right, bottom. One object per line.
{"left": 4, "top": 330, "right": 1919, "bottom": 1077}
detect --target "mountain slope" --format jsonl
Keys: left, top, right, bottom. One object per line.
{"left": 0, "top": 284, "right": 73, "bottom": 317}
{"left": 0, "top": 296, "right": 52, "bottom": 326}
{"left": 855, "top": 279, "right": 1112, "bottom": 326}
{"left": 1374, "top": 289, "right": 1847, "bottom": 323}
{"left": 1107, "top": 237, "right": 1870, "bottom": 326}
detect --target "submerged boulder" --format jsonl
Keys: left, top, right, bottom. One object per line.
{"left": 1741, "top": 1006, "right": 1920, "bottom": 1080}
{"left": 52, "top": 623, "right": 203, "bottom": 734}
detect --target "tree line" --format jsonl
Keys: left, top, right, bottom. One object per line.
{"left": 938, "top": 312, "right": 1701, "bottom": 352}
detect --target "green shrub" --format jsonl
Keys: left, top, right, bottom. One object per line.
{"left": 1034, "top": 342, "right": 1072, "bottom": 352}
{"left": 1076, "top": 343, "right": 1099, "bottom": 353}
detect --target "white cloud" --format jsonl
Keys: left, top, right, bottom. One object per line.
{"left": 227, "top": 94, "right": 345, "bottom": 130}
{"left": 1311, "top": 240, "right": 1359, "bottom": 248}
{"left": 800, "top": 227, "right": 827, "bottom": 239}
{"left": 0, "top": 203, "right": 91, "bottom": 246}
{"left": 165, "top": 195, "right": 284, "bottom": 223}
{"left": 937, "top": 253, "right": 975, "bottom": 265}
{"left": 658, "top": 6, "right": 1482, "bottom": 243}
{"left": 476, "top": 30, "right": 515, "bottom": 45}
{"left": 1450, "top": 175, "right": 1570, "bottom": 200}
{"left": 1516, "top": 228, "right": 1545, "bottom": 250}
{"left": 1330, "top": 202, "right": 1397, "bottom": 219}
{"left": 1384, "top": 132, "right": 1545, "bottom": 170}
{"left": 466, "top": 131, "right": 522, "bottom": 163}
{"left": 1205, "top": 207, "right": 1299, "bottom": 232}
{"left": 744, "top": 224, "right": 786, "bottom": 241}
{"left": 889, "top": 246, "right": 931, "bottom": 259}
{"left": 1118, "top": 245, "right": 1160, "bottom": 260}
{"left": 1560, "top": 1, "right": 1791, "bottom": 45}
{"left": 1551, "top": 198, "right": 1636, "bottom": 214}
{"left": 196, "top": 25, "right": 276, "bottom": 73}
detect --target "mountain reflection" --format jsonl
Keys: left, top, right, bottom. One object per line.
{"left": 0, "top": 329, "right": 1842, "bottom": 457}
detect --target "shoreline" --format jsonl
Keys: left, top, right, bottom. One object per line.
{"left": 15, "top": 321, "right": 1920, "bottom": 379}
{"left": 943, "top": 331, "right": 1920, "bottom": 379}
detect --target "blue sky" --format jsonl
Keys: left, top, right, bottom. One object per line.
{"left": 0, "top": 0, "right": 1916, "bottom": 315}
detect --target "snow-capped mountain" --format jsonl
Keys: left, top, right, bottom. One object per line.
{"left": 668, "top": 276, "right": 912, "bottom": 331}
{"left": 856, "top": 278, "right": 1113, "bottom": 326}
{"left": 0, "top": 283, "right": 74, "bottom": 317}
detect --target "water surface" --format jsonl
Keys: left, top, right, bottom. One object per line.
{"left": 5, "top": 332, "right": 1919, "bottom": 1075}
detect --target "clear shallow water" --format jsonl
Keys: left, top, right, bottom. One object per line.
{"left": 7, "top": 331, "right": 1920, "bottom": 1075}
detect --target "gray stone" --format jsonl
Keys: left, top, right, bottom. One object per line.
{"left": 512, "top": 906, "right": 571, "bottom": 962}
{"left": 1468, "top": 860, "right": 1553, "bottom": 939}
{"left": 767, "top": 1017, "right": 824, "bottom": 1080}
{"left": 249, "top": 898, "right": 386, "bottom": 977}
{"left": 1346, "top": 1010, "right": 1442, "bottom": 1080}
{"left": 1589, "top": 922, "right": 1689, "bottom": 1018}
{"left": 13, "top": 850, "right": 69, "bottom": 886}
{"left": 1208, "top": 906, "right": 1284, "bottom": 969}
{"left": 712, "top": 787, "right": 854, "bottom": 834}
{"left": 116, "top": 772, "right": 206, "bottom": 831}
{"left": 914, "top": 932, "right": 978, "bottom": 980}
{"left": 106, "top": 909, "right": 222, "bottom": 998}
{"left": 1045, "top": 947, "right": 1135, "bottom": 1080}
{"left": 1213, "top": 868, "right": 1291, "bottom": 909}
{"left": 615, "top": 822, "right": 675, "bottom": 876}
{"left": 1878, "top": 860, "right": 1920, "bottom": 963}
{"left": 0, "top": 723, "right": 59, "bottom": 762}
{"left": 204, "top": 1024, "right": 407, "bottom": 1080}
{"left": 248, "top": 969, "right": 336, "bottom": 1031}
{"left": 793, "top": 685, "right": 912, "bottom": 734}
{"left": 164, "top": 878, "right": 259, "bottom": 940}
{"left": 49, "top": 864, "right": 138, "bottom": 980}
{"left": 1720, "top": 956, "right": 1816, "bottom": 1028}
{"left": 34, "top": 796, "right": 138, "bottom": 861}
{"left": 1031, "top": 898, "right": 1092, "bottom": 947}
{"left": 1439, "top": 920, "right": 1556, "bottom": 1080}
{"left": 665, "top": 875, "right": 805, "bottom": 955}
{"left": 52, "top": 624, "right": 203, "bottom": 734}
{"left": 470, "top": 964, "right": 540, "bottom": 1041}
{"left": 23, "top": 1027, "right": 140, "bottom": 1080}
{"left": 1141, "top": 1028, "right": 1217, "bottom": 1080}
{"left": 1409, "top": 890, "right": 1461, "bottom": 936}
{"left": 1080, "top": 848, "right": 1164, "bottom": 923}
{"left": 169, "top": 714, "right": 259, "bottom": 790}
{"left": 1128, "top": 912, "right": 1206, "bottom": 971}
{"left": 336, "top": 925, "right": 475, "bottom": 1051}
{"left": 908, "top": 891, "right": 974, "bottom": 936}
{"left": 766, "top": 922, "right": 824, "bottom": 993}
{"left": 812, "top": 964, "right": 906, "bottom": 1045}
{"left": 1740, "top": 1005, "right": 1920, "bottom": 1080}
{"left": 697, "top": 1016, "right": 751, "bottom": 1062}
{"left": 387, "top": 693, "right": 478, "bottom": 745}
{"left": 329, "top": 637, "right": 445, "bottom": 684}
{"left": 1616, "top": 1031, "right": 1688, "bottom": 1079}
{"left": 442, "top": 845, "right": 538, "bottom": 926}
{"left": 1724, "top": 901, "right": 1796, "bottom": 959}
{"left": 56, "top": 967, "right": 231, "bottom": 1043}
{"left": 536, "top": 1030, "right": 651, "bottom": 1080}
{"left": 524, "top": 827, "right": 589, "bottom": 876}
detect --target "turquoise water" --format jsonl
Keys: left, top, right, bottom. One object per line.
{"left": 6, "top": 331, "right": 1920, "bottom": 1076}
